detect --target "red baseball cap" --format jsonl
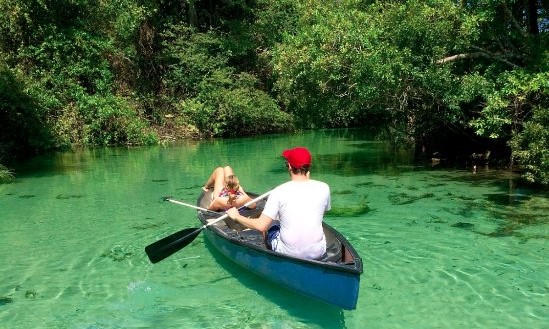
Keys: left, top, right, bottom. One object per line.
{"left": 282, "top": 147, "right": 312, "bottom": 168}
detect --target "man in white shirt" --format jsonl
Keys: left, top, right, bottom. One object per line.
{"left": 226, "top": 147, "right": 330, "bottom": 260}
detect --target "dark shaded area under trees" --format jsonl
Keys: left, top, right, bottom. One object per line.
{"left": 0, "top": 0, "right": 547, "bottom": 185}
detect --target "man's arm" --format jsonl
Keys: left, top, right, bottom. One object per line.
{"left": 226, "top": 207, "right": 272, "bottom": 232}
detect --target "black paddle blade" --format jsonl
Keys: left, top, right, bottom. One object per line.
{"left": 145, "top": 227, "right": 202, "bottom": 264}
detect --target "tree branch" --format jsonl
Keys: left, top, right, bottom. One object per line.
{"left": 436, "top": 50, "right": 519, "bottom": 68}
{"left": 502, "top": 1, "right": 529, "bottom": 38}
{"left": 436, "top": 52, "right": 485, "bottom": 64}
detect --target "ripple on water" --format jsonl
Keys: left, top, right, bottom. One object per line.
{"left": 1, "top": 132, "right": 547, "bottom": 329}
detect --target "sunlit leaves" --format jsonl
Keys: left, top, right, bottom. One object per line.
{"left": 510, "top": 105, "right": 549, "bottom": 185}
{"left": 471, "top": 70, "right": 549, "bottom": 138}
{"left": 0, "top": 163, "right": 14, "bottom": 182}
{"left": 0, "top": 0, "right": 547, "bottom": 185}
{"left": 162, "top": 23, "right": 293, "bottom": 137}
{"left": 272, "top": 0, "right": 471, "bottom": 134}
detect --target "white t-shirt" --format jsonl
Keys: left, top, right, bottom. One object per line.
{"left": 262, "top": 179, "right": 331, "bottom": 259}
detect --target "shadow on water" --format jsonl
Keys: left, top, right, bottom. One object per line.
{"left": 11, "top": 149, "right": 104, "bottom": 177}
{"left": 204, "top": 239, "right": 346, "bottom": 329}
{"left": 11, "top": 146, "right": 147, "bottom": 178}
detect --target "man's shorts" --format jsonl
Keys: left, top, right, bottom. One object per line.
{"left": 264, "top": 224, "right": 280, "bottom": 250}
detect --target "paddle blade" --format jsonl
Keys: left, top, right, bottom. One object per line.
{"left": 145, "top": 227, "right": 202, "bottom": 264}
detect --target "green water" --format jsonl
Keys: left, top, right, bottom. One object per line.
{"left": 1, "top": 130, "right": 547, "bottom": 329}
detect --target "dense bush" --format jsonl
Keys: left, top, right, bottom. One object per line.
{"left": 0, "top": 0, "right": 547, "bottom": 185}
{"left": 160, "top": 24, "right": 294, "bottom": 137}
{"left": 0, "top": 61, "right": 53, "bottom": 161}
{"left": 178, "top": 72, "right": 294, "bottom": 137}
{"left": 271, "top": 0, "right": 548, "bottom": 184}
{"left": 507, "top": 72, "right": 549, "bottom": 184}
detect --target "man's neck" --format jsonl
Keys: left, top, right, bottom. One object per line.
{"left": 290, "top": 172, "right": 310, "bottom": 182}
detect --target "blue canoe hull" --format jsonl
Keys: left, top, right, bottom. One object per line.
{"left": 198, "top": 191, "right": 363, "bottom": 309}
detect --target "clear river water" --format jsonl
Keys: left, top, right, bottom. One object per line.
{"left": 0, "top": 129, "right": 547, "bottom": 329}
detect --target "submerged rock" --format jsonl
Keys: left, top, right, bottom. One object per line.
{"left": 451, "top": 222, "right": 475, "bottom": 230}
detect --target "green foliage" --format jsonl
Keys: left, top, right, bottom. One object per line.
{"left": 161, "top": 24, "right": 294, "bottom": 137}
{"left": 0, "top": 163, "right": 14, "bottom": 183}
{"left": 510, "top": 106, "right": 549, "bottom": 185}
{"left": 272, "top": 4, "right": 374, "bottom": 127}
{"left": 0, "top": 0, "right": 156, "bottom": 153}
{"left": 470, "top": 71, "right": 549, "bottom": 139}
{"left": 271, "top": 0, "right": 549, "bottom": 185}
{"left": 54, "top": 94, "right": 157, "bottom": 147}
{"left": 507, "top": 72, "right": 549, "bottom": 184}
{"left": 0, "top": 0, "right": 548, "bottom": 186}
{"left": 179, "top": 72, "right": 294, "bottom": 137}
{"left": 22, "top": 26, "right": 157, "bottom": 146}
{"left": 271, "top": 0, "right": 468, "bottom": 134}
{"left": 253, "top": 0, "right": 299, "bottom": 45}
{"left": 0, "top": 61, "right": 53, "bottom": 160}
{"left": 161, "top": 25, "right": 230, "bottom": 99}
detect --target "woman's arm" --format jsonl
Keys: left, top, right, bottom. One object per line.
{"left": 238, "top": 187, "right": 256, "bottom": 209}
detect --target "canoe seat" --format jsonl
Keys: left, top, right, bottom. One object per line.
{"left": 319, "top": 236, "right": 343, "bottom": 263}
{"left": 232, "top": 228, "right": 344, "bottom": 264}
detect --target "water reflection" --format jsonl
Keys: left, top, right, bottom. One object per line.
{"left": 204, "top": 240, "right": 346, "bottom": 329}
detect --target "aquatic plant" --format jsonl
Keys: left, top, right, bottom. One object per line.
{"left": 327, "top": 197, "right": 370, "bottom": 217}
{"left": 332, "top": 189, "right": 354, "bottom": 195}
{"left": 24, "top": 290, "right": 37, "bottom": 299}
{"left": 451, "top": 222, "right": 475, "bottom": 230}
{"left": 55, "top": 194, "right": 86, "bottom": 199}
{"left": 0, "top": 296, "right": 14, "bottom": 306}
{"left": 388, "top": 192, "right": 435, "bottom": 205}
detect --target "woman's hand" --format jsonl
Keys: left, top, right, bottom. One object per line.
{"left": 226, "top": 207, "right": 240, "bottom": 220}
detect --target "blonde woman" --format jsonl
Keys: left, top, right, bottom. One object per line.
{"left": 203, "top": 166, "right": 254, "bottom": 211}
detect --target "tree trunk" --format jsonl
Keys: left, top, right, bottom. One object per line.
{"left": 542, "top": 0, "right": 549, "bottom": 12}
{"left": 188, "top": 0, "right": 197, "bottom": 27}
{"left": 527, "top": 0, "right": 539, "bottom": 35}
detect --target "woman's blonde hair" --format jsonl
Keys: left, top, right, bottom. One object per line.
{"left": 225, "top": 175, "right": 240, "bottom": 206}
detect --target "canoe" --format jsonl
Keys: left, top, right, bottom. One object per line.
{"left": 197, "top": 190, "right": 363, "bottom": 310}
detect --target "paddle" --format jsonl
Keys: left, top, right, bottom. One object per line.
{"left": 145, "top": 190, "right": 271, "bottom": 264}
{"left": 162, "top": 196, "right": 251, "bottom": 215}
{"left": 162, "top": 196, "right": 222, "bottom": 215}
